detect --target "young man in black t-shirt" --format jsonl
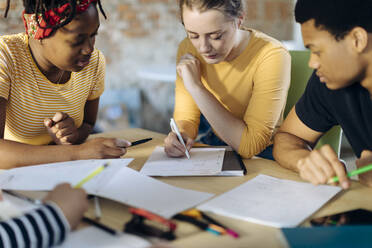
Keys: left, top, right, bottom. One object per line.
{"left": 273, "top": 0, "right": 372, "bottom": 189}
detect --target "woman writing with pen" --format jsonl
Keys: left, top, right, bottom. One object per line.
{"left": 164, "top": 0, "right": 290, "bottom": 160}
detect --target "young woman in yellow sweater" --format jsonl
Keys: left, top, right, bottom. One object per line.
{"left": 0, "top": 0, "right": 131, "bottom": 169}
{"left": 164, "top": 0, "right": 291, "bottom": 160}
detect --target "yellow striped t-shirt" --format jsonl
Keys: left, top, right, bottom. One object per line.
{"left": 0, "top": 33, "right": 105, "bottom": 145}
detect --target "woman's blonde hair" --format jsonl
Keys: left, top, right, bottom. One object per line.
{"left": 179, "top": 0, "right": 244, "bottom": 23}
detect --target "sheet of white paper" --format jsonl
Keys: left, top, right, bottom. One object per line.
{"left": 0, "top": 193, "right": 39, "bottom": 220}
{"left": 140, "top": 146, "right": 225, "bottom": 176}
{"left": 198, "top": 174, "right": 342, "bottom": 228}
{"left": 0, "top": 159, "right": 133, "bottom": 191}
{"left": 0, "top": 159, "right": 213, "bottom": 218}
{"left": 94, "top": 166, "right": 213, "bottom": 218}
{"left": 60, "top": 227, "right": 151, "bottom": 248}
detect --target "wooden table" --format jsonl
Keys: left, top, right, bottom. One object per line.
{"left": 21, "top": 128, "right": 367, "bottom": 248}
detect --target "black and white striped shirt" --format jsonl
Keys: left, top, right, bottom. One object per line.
{"left": 0, "top": 203, "right": 70, "bottom": 248}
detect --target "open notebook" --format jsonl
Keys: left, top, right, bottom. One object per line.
{"left": 140, "top": 146, "right": 246, "bottom": 176}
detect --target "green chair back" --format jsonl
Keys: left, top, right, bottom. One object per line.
{"left": 286, "top": 50, "right": 342, "bottom": 156}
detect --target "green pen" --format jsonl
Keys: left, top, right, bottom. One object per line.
{"left": 326, "top": 219, "right": 338, "bottom": 225}
{"left": 328, "top": 164, "right": 372, "bottom": 184}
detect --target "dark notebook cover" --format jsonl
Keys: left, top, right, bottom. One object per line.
{"left": 281, "top": 225, "right": 372, "bottom": 248}
{"left": 204, "top": 146, "right": 246, "bottom": 176}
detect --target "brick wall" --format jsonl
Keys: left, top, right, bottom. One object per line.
{"left": 0, "top": 0, "right": 294, "bottom": 86}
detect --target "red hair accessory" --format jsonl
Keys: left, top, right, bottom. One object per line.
{"left": 23, "top": 0, "right": 97, "bottom": 40}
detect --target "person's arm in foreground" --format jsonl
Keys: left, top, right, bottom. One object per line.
{"left": 0, "top": 184, "right": 88, "bottom": 248}
{"left": 273, "top": 108, "right": 350, "bottom": 189}
{"left": 0, "top": 97, "right": 130, "bottom": 169}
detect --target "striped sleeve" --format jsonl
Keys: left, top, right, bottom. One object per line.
{"left": 87, "top": 50, "right": 105, "bottom": 101}
{"left": 0, "top": 37, "right": 12, "bottom": 100}
{"left": 0, "top": 203, "right": 70, "bottom": 248}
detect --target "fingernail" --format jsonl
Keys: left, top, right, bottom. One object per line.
{"left": 342, "top": 182, "right": 349, "bottom": 189}
{"left": 115, "top": 139, "right": 130, "bottom": 147}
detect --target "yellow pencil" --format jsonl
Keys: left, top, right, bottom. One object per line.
{"left": 74, "top": 163, "right": 109, "bottom": 188}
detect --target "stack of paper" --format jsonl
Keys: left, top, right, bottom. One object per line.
{"left": 198, "top": 174, "right": 342, "bottom": 227}
{"left": 0, "top": 159, "right": 214, "bottom": 218}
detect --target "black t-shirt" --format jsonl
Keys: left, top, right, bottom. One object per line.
{"left": 295, "top": 72, "right": 372, "bottom": 158}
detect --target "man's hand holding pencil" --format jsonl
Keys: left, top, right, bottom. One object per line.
{"left": 355, "top": 150, "right": 372, "bottom": 187}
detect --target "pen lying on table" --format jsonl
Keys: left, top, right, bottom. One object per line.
{"left": 180, "top": 209, "right": 239, "bottom": 238}
{"left": 82, "top": 217, "right": 117, "bottom": 235}
{"left": 173, "top": 214, "right": 221, "bottom": 236}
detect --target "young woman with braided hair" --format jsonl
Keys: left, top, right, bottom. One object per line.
{"left": 0, "top": 2, "right": 132, "bottom": 247}
{"left": 164, "top": 0, "right": 291, "bottom": 160}
{"left": 0, "top": 0, "right": 132, "bottom": 169}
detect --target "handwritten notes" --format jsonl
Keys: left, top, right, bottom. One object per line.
{"left": 140, "top": 146, "right": 225, "bottom": 176}
{"left": 198, "top": 174, "right": 342, "bottom": 227}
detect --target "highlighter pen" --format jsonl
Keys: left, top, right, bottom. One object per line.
{"left": 199, "top": 211, "right": 239, "bottom": 238}
{"left": 131, "top": 138, "right": 152, "bottom": 147}
{"left": 170, "top": 118, "right": 190, "bottom": 159}
{"left": 129, "top": 208, "right": 177, "bottom": 231}
{"left": 328, "top": 164, "right": 372, "bottom": 184}
{"left": 173, "top": 214, "right": 221, "bottom": 236}
{"left": 74, "top": 163, "right": 109, "bottom": 189}
{"left": 182, "top": 209, "right": 239, "bottom": 238}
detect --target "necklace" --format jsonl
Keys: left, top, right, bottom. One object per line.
{"left": 55, "top": 70, "right": 65, "bottom": 85}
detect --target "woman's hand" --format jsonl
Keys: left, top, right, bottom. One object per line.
{"left": 177, "top": 53, "right": 203, "bottom": 93}
{"left": 164, "top": 131, "right": 194, "bottom": 158}
{"left": 44, "top": 112, "right": 79, "bottom": 145}
{"left": 77, "top": 137, "right": 131, "bottom": 160}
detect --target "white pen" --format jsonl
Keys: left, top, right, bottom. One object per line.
{"left": 94, "top": 196, "right": 102, "bottom": 219}
{"left": 170, "top": 118, "right": 191, "bottom": 159}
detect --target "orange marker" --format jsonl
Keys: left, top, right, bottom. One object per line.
{"left": 129, "top": 208, "right": 177, "bottom": 231}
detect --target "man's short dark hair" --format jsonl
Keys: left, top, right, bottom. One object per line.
{"left": 295, "top": 0, "right": 372, "bottom": 40}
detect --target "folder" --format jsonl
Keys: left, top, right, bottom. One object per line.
{"left": 280, "top": 225, "right": 372, "bottom": 248}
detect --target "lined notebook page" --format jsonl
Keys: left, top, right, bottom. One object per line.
{"left": 198, "top": 174, "right": 342, "bottom": 227}
{"left": 140, "top": 146, "right": 225, "bottom": 176}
